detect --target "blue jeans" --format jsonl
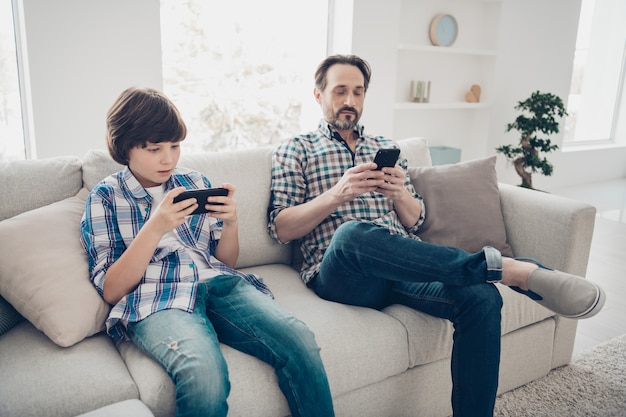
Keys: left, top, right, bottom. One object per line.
{"left": 127, "top": 274, "right": 334, "bottom": 417}
{"left": 310, "top": 221, "right": 502, "bottom": 417}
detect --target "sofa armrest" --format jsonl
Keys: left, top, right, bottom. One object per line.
{"left": 498, "top": 183, "right": 596, "bottom": 276}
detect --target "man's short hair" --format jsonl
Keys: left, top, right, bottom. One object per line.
{"left": 314, "top": 54, "right": 372, "bottom": 93}
{"left": 106, "top": 87, "right": 187, "bottom": 165}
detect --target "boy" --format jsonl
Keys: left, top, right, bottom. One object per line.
{"left": 80, "top": 87, "right": 334, "bottom": 417}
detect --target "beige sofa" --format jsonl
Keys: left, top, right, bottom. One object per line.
{"left": 0, "top": 138, "right": 596, "bottom": 417}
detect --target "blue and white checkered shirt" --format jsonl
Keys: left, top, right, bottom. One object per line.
{"left": 81, "top": 167, "right": 273, "bottom": 339}
{"left": 267, "top": 121, "right": 425, "bottom": 285}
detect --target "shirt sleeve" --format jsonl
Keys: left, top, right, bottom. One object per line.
{"left": 80, "top": 186, "right": 126, "bottom": 297}
{"left": 398, "top": 154, "right": 426, "bottom": 234}
{"left": 266, "top": 141, "right": 307, "bottom": 243}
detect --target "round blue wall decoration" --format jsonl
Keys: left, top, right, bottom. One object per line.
{"left": 429, "top": 13, "right": 458, "bottom": 47}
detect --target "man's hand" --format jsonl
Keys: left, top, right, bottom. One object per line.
{"left": 375, "top": 165, "right": 408, "bottom": 200}
{"left": 331, "top": 162, "right": 385, "bottom": 203}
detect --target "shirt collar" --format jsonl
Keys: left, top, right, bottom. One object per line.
{"left": 121, "top": 167, "right": 178, "bottom": 201}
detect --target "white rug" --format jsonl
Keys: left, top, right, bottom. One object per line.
{"left": 494, "top": 333, "right": 626, "bottom": 416}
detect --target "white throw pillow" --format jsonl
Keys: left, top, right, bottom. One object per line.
{"left": 0, "top": 189, "right": 109, "bottom": 347}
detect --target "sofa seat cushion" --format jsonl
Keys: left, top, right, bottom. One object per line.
{"left": 0, "top": 322, "right": 138, "bottom": 417}
{"left": 256, "top": 265, "right": 410, "bottom": 395}
{"left": 383, "top": 284, "right": 556, "bottom": 368}
{"left": 382, "top": 304, "right": 453, "bottom": 368}
{"left": 76, "top": 400, "right": 154, "bottom": 417}
{"left": 119, "top": 264, "right": 410, "bottom": 417}
{"left": 497, "top": 284, "right": 555, "bottom": 335}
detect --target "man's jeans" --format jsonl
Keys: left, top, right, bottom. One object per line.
{"left": 127, "top": 274, "right": 334, "bottom": 417}
{"left": 310, "top": 221, "right": 503, "bottom": 417}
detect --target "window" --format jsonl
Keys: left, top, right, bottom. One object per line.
{"left": 160, "top": 0, "right": 329, "bottom": 154}
{"left": 564, "top": 0, "right": 626, "bottom": 145}
{"left": 0, "top": 1, "right": 25, "bottom": 161}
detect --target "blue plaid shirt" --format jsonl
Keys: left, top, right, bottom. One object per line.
{"left": 81, "top": 167, "right": 273, "bottom": 339}
{"left": 267, "top": 121, "right": 425, "bottom": 285}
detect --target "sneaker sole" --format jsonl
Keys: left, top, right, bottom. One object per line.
{"left": 560, "top": 281, "right": 606, "bottom": 319}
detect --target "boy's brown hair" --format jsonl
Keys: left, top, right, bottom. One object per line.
{"left": 106, "top": 87, "right": 187, "bottom": 165}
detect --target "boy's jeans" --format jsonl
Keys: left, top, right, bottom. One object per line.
{"left": 311, "top": 221, "right": 503, "bottom": 417}
{"left": 127, "top": 274, "right": 334, "bottom": 417}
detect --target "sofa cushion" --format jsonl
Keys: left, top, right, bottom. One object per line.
{"left": 0, "top": 189, "right": 109, "bottom": 347}
{"left": 396, "top": 137, "right": 432, "bottom": 167}
{"left": 383, "top": 284, "right": 556, "bottom": 368}
{"left": 75, "top": 400, "right": 155, "bottom": 417}
{"left": 82, "top": 148, "right": 292, "bottom": 269}
{"left": 408, "top": 155, "right": 514, "bottom": 257}
{"left": 179, "top": 146, "right": 292, "bottom": 268}
{"left": 497, "top": 284, "right": 555, "bottom": 336}
{"left": 119, "top": 263, "right": 410, "bottom": 417}
{"left": 383, "top": 304, "right": 453, "bottom": 368}
{"left": 255, "top": 265, "right": 410, "bottom": 397}
{"left": 0, "top": 322, "right": 138, "bottom": 417}
{"left": 82, "top": 149, "right": 123, "bottom": 190}
{"left": 0, "top": 155, "right": 82, "bottom": 221}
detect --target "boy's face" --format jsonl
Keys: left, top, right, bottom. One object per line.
{"left": 128, "top": 141, "right": 181, "bottom": 188}
{"left": 314, "top": 63, "right": 365, "bottom": 133}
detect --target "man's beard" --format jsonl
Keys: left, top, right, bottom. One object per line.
{"left": 329, "top": 106, "right": 360, "bottom": 131}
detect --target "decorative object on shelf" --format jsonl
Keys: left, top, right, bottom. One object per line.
{"left": 429, "top": 146, "right": 461, "bottom": 166}
{"left": 429, "top": 13, "right": 458, "bottom": 47}
{"left": 464, "top": 84, "right": 481, "bottom": 103}
{"left": 411, "top": 80, "right": 431, "bottom": 103}
{"left": 495, "top": 91, "right": 568, "bottom": 189}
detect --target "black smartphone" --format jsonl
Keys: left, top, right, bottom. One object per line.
{"left": 373, "top": 148, "right": 400, "bottom": 170}
{"left": 173, "top": 187, "right": 228, "bottom": 215}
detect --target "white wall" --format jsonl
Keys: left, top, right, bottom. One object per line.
{"left": 488, "top": 0, "right": 626, "bottom": 190}
{"left": 347, "top": 0, "right": 626, "bottom": 189}
{"left": 17, "top": 0, "right": 626, "bottom": 188}
{"left": 348, "top": 0, "right": 401, "bottom": 137}
{"left": 18, "top": 0, "right": 162, "bottom": 159}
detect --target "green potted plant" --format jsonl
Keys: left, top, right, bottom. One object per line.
{"left": 496, "top": 90, "right": 568, "bottom": 189}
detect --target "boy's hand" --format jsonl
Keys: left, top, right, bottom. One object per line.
{"left": 207, "top": 183, "right": 237, "bottom": 224}
{"left": 148, "top": 187, "right": 198, "bottom": 235}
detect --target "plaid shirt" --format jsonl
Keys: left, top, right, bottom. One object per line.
{"left": 267, "top": 121, "right": 425, "bottom": 285}
{"left": 81, "top": 167, "right": 273, "bottom": 339}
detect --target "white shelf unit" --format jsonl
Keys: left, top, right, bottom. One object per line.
{"left": 392, "top": 0, "right": 502, "bottom": 160}
{"left": 397, "top": 43, "right": 497, "bottom": 57}
{"left": 394, "top": 102, "right": 491, "bottom": 110}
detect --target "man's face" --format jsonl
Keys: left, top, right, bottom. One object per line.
{"left": 315, "top": 64, "right": 366, "bottom": 132}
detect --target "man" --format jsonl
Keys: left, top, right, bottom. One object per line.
{"left": 267, "top": 54, "right": 605, "bottom": 417}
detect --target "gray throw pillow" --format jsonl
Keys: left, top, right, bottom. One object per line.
{"left": 408, "top": 155, "right": 514, "bottom": 257}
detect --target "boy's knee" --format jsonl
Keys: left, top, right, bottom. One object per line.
{"left": 176, "top": 361, "right": 230, "bottom": 416}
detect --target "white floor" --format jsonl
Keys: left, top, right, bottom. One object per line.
{"left": 550, "top": 177, "right": 626, "bottom": 356}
